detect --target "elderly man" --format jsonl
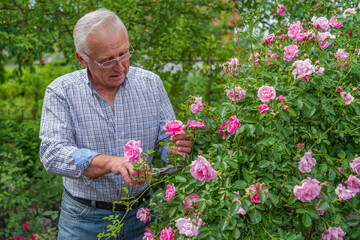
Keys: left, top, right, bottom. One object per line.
{"left": 39, "top": 8, "right": 191, "bottom": 240}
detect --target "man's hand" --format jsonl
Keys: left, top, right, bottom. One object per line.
{"left": 84, "top": 155, "right": 148, "bottom": 187}
{"left": 167, "top": 131, "right": 193, "bottom": 159}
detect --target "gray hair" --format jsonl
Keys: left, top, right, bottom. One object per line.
{"left": 73, "top": 8, "right": 128, "bottom": 62}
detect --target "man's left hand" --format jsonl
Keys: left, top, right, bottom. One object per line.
{"left": 167, "top": 131, "right": 193, "bottom": 159}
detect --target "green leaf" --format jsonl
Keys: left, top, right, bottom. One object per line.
{"left": 230, "top": 201, "right": 241, "bottom": 215}
{"left": 250, "top": 210, "right": 262, "bottom": 224}
{"left": 227, "top": 159, "right": 239, "bottom": 169}
{"left": 280, "top": 111, "right": 290, "bottom": 121}
{"left": 175, "top": 175, "right": 187, "bottom": 183}
{"left": 232, "top": 228, "right": 241, "bottom": 239}
{"left": 169, "top": 206, "right": 178, "bottom": 218}
{"left": 348, "top": 219, "right": 359, "bottom": 227}
{"left": 316, "top": 201, "right": 328, "bottom": 211}
{"left": 268, "top": 191, "right": 279, "bottom": 206}
{"left": 122, "top": 187, "right": 129, "bottom": 194}
{"left": 259, "top": 191, "right": 267, "bottom": 203}
{"left": 329, "top": 169, "right": 336, "bottom": 180}
{"left": 234, "top": 180, "right": 247, "bottom": 189}
{"left": 259, "top": 160, "right": 271, "bottom": 168}
{"left": 302, "top": 214, "right": 312, "bottom": 227}
{"left": 245, "top": 124, "right": 256, "bottom": 135}
{"left": 295, "top": 209, "right": 307, "bottom": 214}
{"left": 337, "top": 150, "right": 346, "bottom": 159}
{"left": 260, "top": 137, "right": 276, "bottom": 146}
{"left": 198, "top": 231, "right": 210, "bottom": 239}
{"left": 219, "top": 218, "right": 229, "bottom": 231}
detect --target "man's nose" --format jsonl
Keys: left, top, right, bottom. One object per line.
{"left": 113, "top": 59, "right": 125, "bottom": 71}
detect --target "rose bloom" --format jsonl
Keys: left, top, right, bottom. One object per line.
{"left": 338, "top": 167, "right": 344, "bottom": 173}
{"left": 292, "top": 59, "right": 315, "bottom": 80}
{"left": 246, "top": 183, "right": 268, "bottom": 203}
{"left": 298, "top": 150, "right": 317, "bottom": 173}
{"left": 354, "top": 87, "right": 359, "bottom": 92}
{"left": 337, "top": 87, "right": 343, "bottom": 92}
{"left": 329, "top": 16, "right": 343, "bottom": 28}
{"left": 316, "top": 32, "right": 336, "bottom": 41}
{"left": 344, "top": 175, "right": 360, "bottom": 193}
{"left": 124, "top": 140, "right": 142, "bottom": 163}
{"left": 160, "top": 227, "right": 174, "bottom": 240}
{"left": 248, "top": 51, "right": 260, "bottom": 60}
{"left": 165, "top": 183, "right": 176, "bottom": 201}
{"left": 136, "top": 207, "right": 151, "bottom": 223}
{"left": 163, "top": 120, "right": 186, "bottom": 136}
{"left": 283, "top": 105, "right": 289, "bottom": 110}
{"left": 340, "top": 92, "right": 354, "bottom": 105}
{"left": 225, "top": 86, "right": 246, "bottom": 101}
{"left": 143, "top": 227, "right": 155, "bottom": 240}
{"left": 31, "top": 234, "right": 37, "bottom": 240}
{"left": 187, "top": 120, "right": 206, "bottom": 130}
{"left": 350, "top": 158, "right": 360, "bottom": 174}
{"left": 259, "top": 104, "right": 269, "bottom": 114}
{"left": 356, "top": 49, "right": 360, "bottom": 55}
{"left": 316, "top": 67, "right": 325, "bottom": 74}
{"left": 183, "top": 193, "right": 200, "bottom": 214}
{"left": 218, "top": 120, "right": 228, "bottom": 137}
{"left": 175, "top": 215, "right": 203, "bottom": 237}
{"left": 190, "top": 155, "right": 218, "bottom": 182}
{"left": 265, "top": 52, "right": 278, "bottom": 66}
{"left": 278, "top": 95, "right": 285, "bottom": 102}
{"left": 191, "top": 103, "right": 204, "bottom": 114}
{"left": 24, "top": 222, "right": 29, "bottom": 231}
{"left": 334, "top": 49, "right": 350, "bottom": 62}
{"left": 319, "top": 41, "right": 331, "bottom": 50}
{"left": 343, "top": 8, "right": 356, "bottom": 19}
{"left": 293, "top": 177, "right": 322, "bottom": 203}
{"left": 335, "top": 184, "right": 354, "bottom": 202}
{"left": 281, "top": 34, "right": 287, "bottom": 40}
{"left": 276, "top": 4, "right": 286, "bottom": 16}
{"left": 263, "top": 33, "right": 276, "bottom": 45}
{"left": 322, "top": 226, "right": 346, "bottom": 240}
{"left": 258, "top": 86, "right": 276, "bottom": 103}
{"left": 223, "top": 58, "right": 240, "bottom": 76}
{"left": 298, "top": 143, "right": 303, "bottom": 148}
{"left": 283, "top": 44, "right": 299, "bottom": 61}
{"left": 226, "top": 116, "right": 241, "bottom": 133}
{"left": 288, "top": 21, "right": 303, "bottom": 40}
{"left": 311, "top": 16, "right": 329, "bottom": 31}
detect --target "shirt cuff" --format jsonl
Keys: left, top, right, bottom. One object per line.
{"left": 71, "top": 148, "right": 100, "bottom": 178}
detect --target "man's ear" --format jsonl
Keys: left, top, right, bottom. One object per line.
{"left": 76, "top": 52, "right": 88, "bottom": 68}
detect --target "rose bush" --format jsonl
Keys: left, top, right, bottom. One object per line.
{"left": 101, "top": 2, "right": 360, "bottom": 240}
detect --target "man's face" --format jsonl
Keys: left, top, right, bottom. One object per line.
{"left": 79, "top": 29, "right": 130, "bottom": 90}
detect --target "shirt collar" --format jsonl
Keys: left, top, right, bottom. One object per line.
{"left": 83, "top": 68, "right": 129, "bottom": 93}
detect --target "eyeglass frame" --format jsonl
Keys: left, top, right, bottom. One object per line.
{"left": 83, "top": 40, "right": 135, "bottom": 68}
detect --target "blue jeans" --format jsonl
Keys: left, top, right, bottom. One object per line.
{"left": 57, "top": 190, "right": 152, "bottom": 240}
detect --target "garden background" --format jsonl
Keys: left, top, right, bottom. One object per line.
{"left": 0, "top": 0, "right": 359, "bottom": 239}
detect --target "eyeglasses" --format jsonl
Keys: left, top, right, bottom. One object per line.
{"left": 83, "top": 41, "right": 135, "bottom": 68}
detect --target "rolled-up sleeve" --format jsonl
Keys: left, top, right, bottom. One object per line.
{"left": 39, "top": 88, "right": 99, "bottom": 178}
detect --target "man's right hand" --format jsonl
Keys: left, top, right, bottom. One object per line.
{"left": 83, "top": 155, "right": 148, "bottom": 187}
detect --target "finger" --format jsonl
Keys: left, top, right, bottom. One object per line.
{"left": 177, "top": 146, "right": 192, "bottom": 154}
{"left": 119, "top": 167, "right": 133, "bottom": 186}
{"left": 176, "top": 140, "right": 193, "bottom": 148}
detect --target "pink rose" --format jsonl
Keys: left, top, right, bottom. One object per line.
{"left": 293, "top": 177, "right": 323, "bottom": 203}
{"left": 276, "top": 4, "right": 286, "bottom": 16}
{"left": 356, "top": 49, "right": 360, "bottom": 55}
{"left": 175, "top": 215, "right": 203, "bottom": 237}
{"left": 259, "top": 104, "right": 269, "bottom": 114}
{"left": 317, "top": 32, "right": 336, "bottom": 41}
{"left": 316, "top": 67, "right": 325, "bottom": 74}
{"left": 283, "top": 44, "right": 299, "bottom": 61}
{"left": 136, "top": 207, "right": 151, "bottom": 223}
{"left": 233, "top": 191, "right": 246, "bottom": 216}
{"left": 160, "top": 227, "right": 174, "bottom": 240}
{"left": 248, "top": 52, "right": 259, "bottom": 60}
{"left": 24, "top": 222, "right": 29, "bottom": 231}
{"left": 322, "top": 226, "right": 346, "bottom": 240}
{"left": 316, "top": 200, "right": 329, "bottom": 216}
{"left": 186, "top": 100, "right": 191, "bottom": 104}
{"left": 278, "top": 95, "right": 285, "bottom": 102}
{"left": 258, "top": 86, "right": 276, "bottom": 103}
{"left": 283, "top": 105, "right": 289, "bottom": 110}
{"left": 288, "top": 21, "right": 303, "bottom": 40}
{"left": 218, "top": 120, "right": 228, "bottom": 137}
{"left": 281, "top": 34, "right": 287, "bottom": 40}
{"left": 183, "top": 193, "right": 200, "bottom": 214}
{"left": 344, "top": 175, "right": 360, "bottom": 193}
{"left": 312, "top": 16, "right": 329, "bottom": 31}
{"left": 298, "top": 150, "right": 317, "bottom": 173}
{"left": 31, "top": 234, "right": 37, "bottom": 240}
{"left": 337, "top": 87, "right": 343, "bottom": 92}
{"left": 190, "top": 97, "right": 204, "bottom": 113}
{"left": 349, "top": 157, "right": 360, "bottom": 174}
{"left": 227, "top": 149, "right": 232, "bottom": 155}
{"left": 338, "top": 167, "right": 344, "bottom": 173}
{"left": 298, "top": 143, "right": 303, "bottom": 148}
{"left": 190, "top": 155, "right": 217, "bottom": 182}
{"left": 265, "top": 53, "right": 278, "bottom": 66}
{"left": 343, "top": 8, "right": 356, "bottom": 19}
{"left": 143, "top": 227, "right": 155, "bottom": 240}
{"left": 335, "top": 184, "right": 354, "bottom": 201}
{"left": 124, "top": 140, "right": 143, "bottom": 163}
{"left": 292, "top": 59, "right": 315, "bottom": 80}
{"left": 194, "top": 97, "right": 202, "bottom": 105}
{"left": 225, "top": 86, "right": 246, "bottom": 101}
{"left": 245, "top": 184, "right": 268, "bottom": 203}
{"left": 340, "top": 92, "right": 354, "bottom": 105}
{"left": 329, "top": 16, "right": 343, "bottom": 28}
{"left": 163, "top": 120, "right": 186, "bottom": 136}
{"left": 165, "top": 183, "right": 176, "bottom": 201}
{"left": 263, "top": 33, "right": 276, "bottom": 45}
{"left": 334, "top": 49, "right": 350, "bottom": 62}
{"left": 319, "top": 41, "right": 332, "bottom": 50}
{"left": 226, "top": 116, "right": 241, "bottom": 133}
{"left": 354, "top": 87, "right": 359, "bottom": 92}
{"left": 187, "top": 120, "right": 206, "bottom": 130}
{"left": 223, "top": 58, "right": 240, "bottom": 76}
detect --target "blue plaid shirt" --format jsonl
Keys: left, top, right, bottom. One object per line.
{"left": 39, "top": 66, "right": 175, "bottom": 202}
